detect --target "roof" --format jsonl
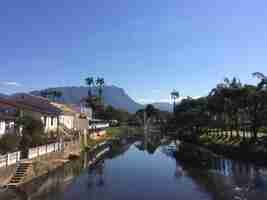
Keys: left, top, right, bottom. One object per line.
{"left": 0, "top": 113, "right": 16, "bottom": 121}
{"left": 51, "top": 103, "right": 77, "bottom": 116}
{"left": 0, "top": 94, "right": 61, "bottom": 115}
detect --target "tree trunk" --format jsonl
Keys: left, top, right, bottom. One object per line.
{"left": 230, "top": 128, "right": 233, "bottom": 138}
{"left": 252, "top": 126, "right": 258, "bottom": 140}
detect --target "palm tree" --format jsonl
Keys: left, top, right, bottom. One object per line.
{"left": 85, "top": 77, "right": 94, "bottom": 97}
{"left": 171, "top": 90, "right": 179, "bottom": 113}
{"left": 96, "top": 77, "right": 105, "bottom": 102}
{"left": 252, "top": 72, "right": 267, "bottom": 90}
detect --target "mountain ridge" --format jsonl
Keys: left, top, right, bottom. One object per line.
{"left": 30, "top": 85, "right": 144, "bottom": 113}
{"left": 1, "top": 86, "right": 171, "bottom": 112}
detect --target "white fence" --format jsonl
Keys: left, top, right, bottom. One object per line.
{"left": 0, "top": 151, "right": 21, "bottom": 168}
{"left": 28, "top": 142, "right": 63, "bottom": 159}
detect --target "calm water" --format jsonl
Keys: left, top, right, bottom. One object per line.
{"left": 10, "top": 138, "right": 267, "bottom": 200}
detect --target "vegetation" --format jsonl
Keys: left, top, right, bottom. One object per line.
{"left": 40, "top": 90, "right": 62, "bottom": 102}
{"left": 101, "top": 105, "right": 131, "bottom": 123}
{"left": 173, "top": 73, "right": 267, "bottom": 141}
{"left": 84, "top": 76, "right": 105, "bottom": 118}
{"left": 106, "top": 126, "right": 143, "bottom": 139}
{"left": 18, "top": 116, "right": 49, "bottom": 149}
{"left": 0, "top": 133, "right": 21, "bottom": 154}
{"left": 171, "top": 90, "right": 179, "bottom": 112}
{"left": 0, "top": 116, "right": 49, "bottom": 154}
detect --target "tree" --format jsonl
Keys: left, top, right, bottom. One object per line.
{"left": 243, "top": 85, "right": 267, "bottom": 139}
{"left": 252, "top": 72, "right": 267, "bottom": 90}
{"left": 0, "top": 133, "right": 21, "bottom": 154}
{"left": 171, "top": 90, "right": 180, "bottom": 112}
{"left": 17, "top": 116, "right": 48, "bottom": 149}
{"left": 85, "top": 77, "right": 94, "bottom": 97}
{"left": 96, "top": 77, "right": 105, "bottom": 102}
{"left": 102, "top": 105, "right": 131, "bottom": 123}
{"left": 174, "top": 97, "right": 210, "bottom": 135}
{"left": 40, "top": 90, "right": 62, "bottom": 102}
{"left": 208, "top": 77, "right": 243, "bottom": 137}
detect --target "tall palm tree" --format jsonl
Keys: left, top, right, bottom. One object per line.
{"left": 171, "top": 90, "right": 179, "bottom": 113}
{"left": 85, "top": 77, "right": 94, "bottom": 97}
{"left": 96, "top": 77, "right": 105, "bottom": 102}
{"left": 252, "top": 72, "right": 267, "bottom": 90}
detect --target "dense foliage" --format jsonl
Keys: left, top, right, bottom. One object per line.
{"left": 173, "top": 73, "right": 267, "bottom": 140}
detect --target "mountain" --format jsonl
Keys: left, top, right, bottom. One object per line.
{"left": 0, "top": 93, "right": 8, "bottom": 98}
{"left": 30, "top": 86, "right": 144, "bottom": 113}
{"left": 152, "top": 102, "right": 173, "bottom": 112}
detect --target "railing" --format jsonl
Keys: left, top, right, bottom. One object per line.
{"left": 0, "top": 151, "right": 21, "bottom": 168}
{"left": 28, "top": 142, "right": 63, "bottom": 159}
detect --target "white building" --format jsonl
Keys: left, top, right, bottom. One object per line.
{"left": 52, "top": 103, "right": 76, "bottom": 130}
{"left": 0, "top": 114, "right": 15, "bottom": 136}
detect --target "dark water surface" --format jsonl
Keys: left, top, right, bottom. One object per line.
{"left": 12, "top": 139, "right": 267, "bottom": 200}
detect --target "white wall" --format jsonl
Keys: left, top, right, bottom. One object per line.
{"left": 41, "top": 116, "right": 58, "bottom": 133}
{"left": 81, "top": 106, "right": 93, "bottom": 120}
{"left": 0, "top": 121, "right": 6, "bottom": 136}
{"left": 0, "top": 121, "right": 15, "bottom": 136}
{"left": 59, "top": 115, "right": 74, "bottom": 130}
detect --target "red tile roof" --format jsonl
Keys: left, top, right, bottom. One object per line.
{"left": 0, "top": 94, "right": 61, "bottom": 115}
{"left": 0, "top": 113, "right": 16, "bottom": 121}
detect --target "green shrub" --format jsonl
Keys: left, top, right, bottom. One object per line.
{"left": 17, "top": 116, "right": 48, "bottom": 149}
{"left": 0, "top": 133, "right": 21, "bottom": 154}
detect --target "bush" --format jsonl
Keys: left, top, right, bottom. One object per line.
{"left": 0, "top": 133, "right": 21, "bottom": 154}
{"left": 17, "top": 116, "right": 48, "bottom": 149}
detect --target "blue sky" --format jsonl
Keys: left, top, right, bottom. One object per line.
{"left": 0, "top": 0, "right": 266, "bottom": 103}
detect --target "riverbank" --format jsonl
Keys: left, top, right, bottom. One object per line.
{"left": 3, "top": 126, "right": 137, "bottom": 188}
{"left": 178, "top": 133, "right": 267, "bottom": 165}
{"left": 105, "top": 126, "right": 143, "bottom": 139}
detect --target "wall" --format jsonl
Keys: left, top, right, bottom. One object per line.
{"left": 0, "top": 121, "right": 5, "bottom": 135}
{"left": 80, "top": 106, "right": 93, "bottom": 120}
{"left": 59, "top": 115, "right": 74, "bottom": 130}
{"left": 41, "top": 116, "right": 58, "bottom": 133}
{"left": 74, "top": 117, "right": 88, "bottom": 132}
{"left": 0, "top": 121, "right": 15, "bottom": 136}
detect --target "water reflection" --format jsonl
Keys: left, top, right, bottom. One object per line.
{"left": 87, "top": 161, "right": 105, "bottom": 188}
{"left": 174, "top": 142, "right": 267, "bottom": 200}
{"left": 7, "top": 133, "right": 267, "bottom": 200}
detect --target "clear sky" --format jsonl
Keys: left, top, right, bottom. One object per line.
{"left": 0, "top": 0, "right": 266, "bottom": 103}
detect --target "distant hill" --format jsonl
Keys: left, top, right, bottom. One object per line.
{"left": 30, "top": 86, "right": 144, "bottom": 113}
{"left": 152, "top": 102, "right": 173, "bottom": 112}
{"left": 0, "top": 93, "right": 8, "bottom": 98}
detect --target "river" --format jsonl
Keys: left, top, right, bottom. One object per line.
{"left": 8, "top": 136, "right": 267, "bottom": 200}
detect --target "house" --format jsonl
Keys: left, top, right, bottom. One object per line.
{"left": 53, "top": 102, "right": 96, "bottom": 136}
{"left": 79, "top": 98, "right": 93, "bottom": 120}
{"left": 0, "top": 94, "right": 61, "bottom": 133}
{"left": 0, "top": 114, "right": 15, "bottom": 136}
{"left": 51, "top": 103, "right": 76, "bottom": 130}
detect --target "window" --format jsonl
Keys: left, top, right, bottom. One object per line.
{"left": 51, "top": 117, "right": 54, "bottom": 126}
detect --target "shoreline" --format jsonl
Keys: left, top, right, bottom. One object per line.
{"left": 0, "top": 126, "right": 133, "bottom": 195}
{"left": 177, "top": 133, "right": 267, "bottom": 166}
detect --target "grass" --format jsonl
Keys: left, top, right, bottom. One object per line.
{"left": 106, "top": 126, "right": 143, "bottom": 139}
{"left": 80, "top": 126, "right": 143, "bottom": 151}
